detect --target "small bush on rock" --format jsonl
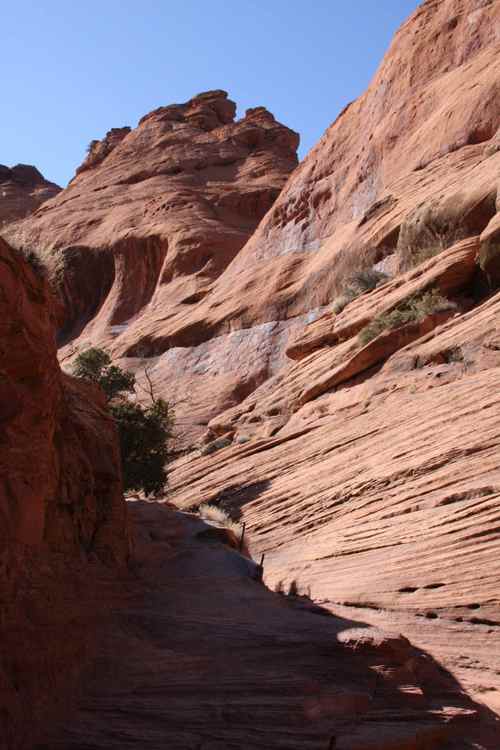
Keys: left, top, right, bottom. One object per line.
{"left": 109, "top": 398, "right": 172, "bottom": 496}
{"left": 73, "top": 348, "right": 136, "bottom": 401}
{"left": 358, "top": 289, "right": 456, "bottom": 345}
{"left": 199, "top": 436, "right": 232, "bottom": 455}
{"left": 73, "top": 348, "right": 173, "bottom": 496}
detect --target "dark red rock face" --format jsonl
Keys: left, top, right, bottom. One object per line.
{"left": 0, "top": 236, "right": 128, "bottom": 748}
{"left": 0, "top": 164, "right": 61, "bottom": 226}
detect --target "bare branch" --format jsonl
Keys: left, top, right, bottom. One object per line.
{"left": 135, "top": 365, "right": 157, "bottom": 404}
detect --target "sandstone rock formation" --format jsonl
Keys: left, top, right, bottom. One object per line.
{"left": 3, "top": 0, "right": 500, "bottom": 744}
{"left": 169, "top": 239, "right": 500, "bottom": 731}
{"left": 3, "top": 91, "right": 300, "bottom": 441}
{"left": 3, "top": 231, "right": 490, "bottom": 749}
{"left": 168, "top": 0, "right": 499, "bottom": 730}
{"left": 0, "top": 164, "right": 60, "bottom": 226}
{"left": 7, "top": 1, "right": 499, "bottom": 451}
{"left": 0, "top": 237, "right": 128, "bottom": 748}
{"left": 38, "top": 501, "right": 492, "bottom": 749}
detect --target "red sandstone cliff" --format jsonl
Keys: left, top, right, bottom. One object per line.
{"left": 3, "top": 90, "right": 299, "bottom": 436}
{"left": 2, "top": 241, "right": 487, "bottom": 750}
{"left": 8, "top": 2, "right": 498, "bottom": 449}
{"left": 0, "top": 164, "right": 60, "bottom": 227}
{"left": 4, "top": 90, "right": 298, "bottom": 354}
{"left": 0, "top": 237, "right": 128, "bottom": 748}
{"left": 3, "top": 0, "right": 500, "bottom": 742}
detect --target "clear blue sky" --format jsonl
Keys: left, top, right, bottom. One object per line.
{"left": 3, "top": 0, "right": 418, "bottom": 186}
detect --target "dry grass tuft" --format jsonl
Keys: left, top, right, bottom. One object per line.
{"left": 332, "top": 267, "right": 389, "bottom": 313}
{"left": 397, "top": 224, "right": 467, "bottom": 273}
{"left": 198, "top": 503, "right": 242, "bottom": 535}
{"left": 358, "top": 289, "right": 456, "bottom": 346}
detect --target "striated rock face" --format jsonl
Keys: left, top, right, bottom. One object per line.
{"left": 4, "top": 91, "right": 299, "bottom": 440}
{"left": 168, "top": 240, "right": 500, "bottom": 732}
{"left": 8, "top": 1, "right": 499, "bottom": 450}
{"left": 166, "top": 1, "right": 500, "bottom": 729}
{"left": 0, "top": 164, "right": 60, "bottom": 226}
{"left": 5, "top": 90, "right": 298, "bottom": 350}
{"left": 3, "top": 0, "right": 500, "bottom": 742}
{"left": 0, "top": 237, "right": 128, "bottom": 748}
{"left": 39, "top": 501, "right": 492, "bottom": 749}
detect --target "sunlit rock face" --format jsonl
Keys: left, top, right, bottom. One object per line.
{"left": 3, "top": 1, "right": 500, "bottom": 739}
{"left": 0, "top": 163, "right": 60, "bottom": 226}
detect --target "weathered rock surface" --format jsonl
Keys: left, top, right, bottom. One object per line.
{"left": 9, "top": 0, "right": 498, "bottom": 450}
{"left": 3, "top": 0, "right": 500, "bottom": 744}
{"left": 0, "top": 164, "right": 60, "bottom": 227}
{"left": 148, "top": 7, "right": 500, "bottom": 727}
{"left": 168, "top": 248, "right": 500, "bottom": 730}
{"left": 38, "top": 501, "right": 495, "bottom": 749}
{"left": 5, "top": 90, "right": 298, "bottom": 356}
{"left": 4, "top": 91, "right": 300, "bottom": 442}
{"left": 0, "top": 237, "right": 128, "bottom": 749}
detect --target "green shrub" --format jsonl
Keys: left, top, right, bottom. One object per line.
{"left": 358, "top": 290, "right": 456, "bottom": 345}
{"left": 72, "top": 348, "right": 172, "bottom": 496}
{"left": 73, "top": 348, "right": 135, "bottom": 401}
{"left": 109, "top": 398, "right": 172, "bottom": 496}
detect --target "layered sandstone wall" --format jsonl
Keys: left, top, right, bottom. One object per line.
{"left": 2, "top": 0, "right": 499, "bottom": 735}
{"left": 7, "top": 1, "right": 498, "bottom": 448}
{"left": 4, "top": 90, "right": 299, "bottom": 352}
{"left": 168, "top": 239, "right": 500, "bottom": 721}
{"left": 3, "top": 91, "right": 302, "bottom": 439}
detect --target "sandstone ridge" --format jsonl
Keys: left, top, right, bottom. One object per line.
{"left": 5, "top": 90, "right": 299, "bottom": 364}
{"left": 0, "top": 163, "right": 60, "bottom": 226}
{"left": 7, "top": 0, "right": 499, "bottom": 449}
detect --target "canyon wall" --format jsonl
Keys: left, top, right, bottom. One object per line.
{"left": 0, "top": 237, "right": 128, "bottom": 748}
{"left": 6, "top": 1, "right": 499, "bottom": 450}
{"left": 3, "top": 90, "right": 300, "bottom": 440}
{"left": 2, "top": 0, "right": 500, "bottom": 737}
{"left": 165, "top": 0, "right": 500, "bottom": 717}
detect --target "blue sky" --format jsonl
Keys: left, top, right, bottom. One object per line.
{"left": 3, "top": 0, "right": 418, "bottom": 186}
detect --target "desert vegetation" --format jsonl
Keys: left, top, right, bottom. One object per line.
{"left": 73, "top": 348, "right": 173, "bottom": 496}
{"left": 6, "top": 224, "right": 66, "bottom": 283}
{"left": 332, "top": 267, "right": 389, "bottom": 314}
{"left": 199, "top": 436, "right": 233, "bottom": 455}
{"left": 358, "top": 289, "right": 456, "bottom": 346}
{"left": 198, "top": 503, "right": 242, "bottom": 535}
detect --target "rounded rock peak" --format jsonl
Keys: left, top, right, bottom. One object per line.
{"left": 191, "top": 89, "right": 229, "bottom": 102}
{"left": 187, "top": 90, "right": 236, "bottom": 127}
{"left": 245, "top": 106, "right": 276, "bottom": 121}
{"left": 9, "top": 164, "right": 45, "bottom": 185}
